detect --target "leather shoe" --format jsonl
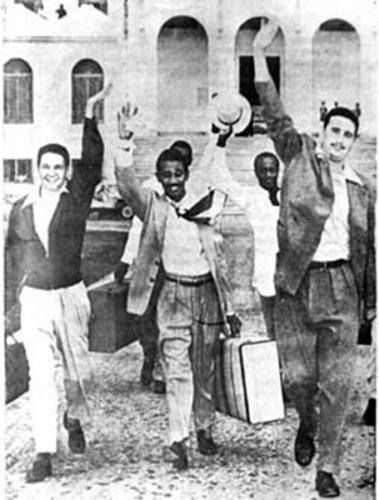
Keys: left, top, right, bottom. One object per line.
{"left": 25, "top": 453, "right": 52, "bottom": 483}
{"left": 154, "top": 380, "right": 166, "bottom": 394}
{"left": 63, "top": 411, "right": 86, "bottom": 454}
{"left": 170, "top": 440, "right": 188, "bottom": 470}
{"left": 316, "top": 471, "right": 340, "bottom": 498}
{"left": 197, "top": 430, "right": 218, "bottom": 455}
{"left": 294, "top": 421, "right": 315, "bottom": 466}
{"left": 140, "top": 358, "right": 154, "bottom": 386}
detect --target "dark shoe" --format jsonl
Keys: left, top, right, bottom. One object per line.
{"left": 197, "top": 430, "right": 218, "bottom": 456}
{"left": 154, "top": 380, "right": 166, "bottom": 394}
{"left": 294, "top": 421, "right": 315, "bottom": 467}
{"left": 362, "top": 398, "right": 376, "bottom": 426}
{"left": 316, "top": 471, "right": 340, "bottom": 498}
{"left": 25, "top": 453, "right": 52, "bottom": 483}
{"left": 63, "top": 411, "right": 86, "bottom": 454}
{"left": 140, "top": 358, "right": 154, "bottom": 386}
{"left": 170, "top": 440, "right": 189, "bottom": 471}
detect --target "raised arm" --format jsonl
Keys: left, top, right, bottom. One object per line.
{"left": 114, "top": 102, "right": 149, "bottom": 221}
{"left": 70, "top": 84, "right": 113, "bottom": 205}
{"left": 253, "top": 19, "right": 302, "bottom": 165}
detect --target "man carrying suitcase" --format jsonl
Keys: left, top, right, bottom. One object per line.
{"left": 114, "top": 105, "right": 241, "bottom": 470}
{"left": 5, "top": 85, "right": 111, "bottom": 482}
{"left": 252, "top": 19, "right": 376, "bottom": 497}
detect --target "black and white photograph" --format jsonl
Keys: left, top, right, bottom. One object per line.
{"left": 3, "top": 1, "right": 377, "bottom": 499}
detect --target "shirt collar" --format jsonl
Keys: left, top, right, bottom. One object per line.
{"left": 343, "top": 164, "right": 363, "bottom": 186}
{"left": 315, "top": 146, "right": 362, "bottom": 186}
{"left": 21, "top": 183, "right": 69, "bottom": 209}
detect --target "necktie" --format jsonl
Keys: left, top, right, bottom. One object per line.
{"left": 268, "top": 188, "right": 280, "bottom": 206}
{"left": 175, "top": 190, "right": 215, "bottom": 224}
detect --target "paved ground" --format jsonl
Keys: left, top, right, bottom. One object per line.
{"left": 5, "top": 322, "right": 375, "bottom": 500}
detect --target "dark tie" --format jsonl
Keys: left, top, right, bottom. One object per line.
{"left": 268, "top": 188, "right": 280, "bottom": 206}
{"left": 175, "top": 190, "right": 215, "bottom": 224}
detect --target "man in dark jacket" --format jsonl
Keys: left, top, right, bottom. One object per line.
{"left": 5, "top": 84, "right": 112, "bottom": 483}
{"left": 252, "top": 20, "right": 375, "bottom": 498}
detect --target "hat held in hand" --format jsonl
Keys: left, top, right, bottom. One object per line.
{"left": 210, "top": 91, "right": 252, "bottom": 135}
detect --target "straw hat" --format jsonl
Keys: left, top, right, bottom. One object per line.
{"left": 209, "top": 91, "right": 252, "bottom": 134}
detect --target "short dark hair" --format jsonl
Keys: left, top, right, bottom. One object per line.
{"left": 170, "top": 140, "right": 193, "bottom": 167}
{"left": 156, "top": 148, "right": 187, "bottom": 174}
{"left": 323, "top": 107, "right": 359, "bottom": 136}
{"left": 254, "top": 151, "right": 279, "bottom": 174}
{"left": 37, "top": 143, "right": 70, "bottom": 168}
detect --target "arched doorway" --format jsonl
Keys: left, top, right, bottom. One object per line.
{"left": 157, "top": 16, "right": 208, "bottom": 132}
{"left": 312, "top": 19, "right": 359, "bottom": 123}
{"left": 235, "top": 17, "right": 285, "bottom": 136}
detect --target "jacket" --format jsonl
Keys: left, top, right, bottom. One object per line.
{"left": 5, "top": 118, "right": 103, "bottom": 295}
{"left": 115, "top": 161, "right": 233, "bottom": 331}
{"left": 255, "top": 80, "right": 375, "bottom": 314}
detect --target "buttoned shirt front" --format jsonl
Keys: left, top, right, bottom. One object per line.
{"left": 312, "top": 164, "right": 362, "bottom": 262}
{"left": 161, "top": 192, "right": 211, "bottom": 276}
{"left": 25, "top": 185, "right": 68, "bottom": 256}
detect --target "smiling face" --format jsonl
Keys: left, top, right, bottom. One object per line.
{"left": 38, "top": 152, "right": 68, "bottom": 192}
{"left": 156, "top": 160, "right": 188, "bottom": 202}
{"left": 322, "top": 115, "right": 356, "bottom": 164}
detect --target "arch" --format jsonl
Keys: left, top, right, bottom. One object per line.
{"left": 157, "top": 16, "right": 208, "bottom": 132}
{"left": 235, "top": 17, "right": 285, "bottom": 136}
{"left": 72, "top": 58, "right": 104, "bottom": 124}
{"left": 4, "top": 58, "right": 33, "bottom": 124}
{"left": 312, "top": 19, "right": 360, "bottom": 125}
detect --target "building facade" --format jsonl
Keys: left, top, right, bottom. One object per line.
{"left": 3, "top": 0, "right": 377, "bottom": 185}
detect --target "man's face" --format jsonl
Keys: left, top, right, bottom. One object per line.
{"left": 156, "top": 160, "right": 188, "bottom": 202}
{"left": 255, "top": 157, "right": 279, "bottom": 191}
{"left": 322, "top": 116, "right": 356, "bottom": 164}
{"left": 38, "top": 152, "right": 68, "bottom": 192}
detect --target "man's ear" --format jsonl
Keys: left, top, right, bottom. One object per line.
{"left": 155, "top": 171, "right": 161, "bottom": 183}
{"left": 184, "top": 169, "right": 190, "bottom": 181}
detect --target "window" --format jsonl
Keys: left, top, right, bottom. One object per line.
{"left": 4, "top": 59, "right": 33, "bottom": 124}
{"left": 3, "top": 159, "right": 33, "bottom": 183}
{"left": 79, "top": 0, "right": 108, "bottom": 14}
{"left": 72, "top": 59, "right": 104, "bottom": 124}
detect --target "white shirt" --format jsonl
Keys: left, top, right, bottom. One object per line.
{"left": 209, "top": 147, "right": 279, "bottom": 297}
{"left": 161, "top": 192, "right": 210, "bottom": 276}
{"left": 312, "top": 164, "right": 362, "bottom": 262}
{"left": 22, "top": 185, "right": 67, "bottom": 255}
{"left": 121, "top": 136, "right": 227, "bottom": 265}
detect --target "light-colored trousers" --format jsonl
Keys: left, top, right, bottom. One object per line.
{"left": 20, "top": 281, "right": 92, "bottom": 454}
{"left": 157, "top": 277, "right": 223, "bottom": 445}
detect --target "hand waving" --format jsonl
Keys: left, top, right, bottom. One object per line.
{"left": 117, "top": 101, "right": 138, "bottom": 141}
{"left": 252, "top": 17, "right": 280, "bottom": 52}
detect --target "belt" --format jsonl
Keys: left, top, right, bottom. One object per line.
{"left": 308, "top": 259, "right": 349, "bottom": 271}
{"left": 164, "top": 272, "right": 212, "bottom": 287}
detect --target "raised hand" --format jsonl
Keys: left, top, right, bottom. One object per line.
{"left": 85, "top": 82, "right": 113, "bottom": 118}
{"left": 117, "top": 101, "right": 139, "bottom": 141}
{"left": 252, "top": 17, "right": 279, "bottom": 52}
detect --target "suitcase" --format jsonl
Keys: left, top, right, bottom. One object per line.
{"left": 214, "top": 337, "right": 284, "bottom": 424}
{"left": 88, "top": 280, "right": 139, "bottom": 353}
{"left": 5, "top": 333, "right": 29, "bottom": 404}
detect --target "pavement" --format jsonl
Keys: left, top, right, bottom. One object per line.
{"left": 5, "top": 323, "right": 375, "bottom": 500}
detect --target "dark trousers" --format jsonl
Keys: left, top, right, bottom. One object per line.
{"left": 275, "top": 262, "right": 359, "bottom": 474}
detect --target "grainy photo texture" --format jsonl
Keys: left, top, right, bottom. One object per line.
{"left": 3, "top": 1, "right": 377, "bottom": 499}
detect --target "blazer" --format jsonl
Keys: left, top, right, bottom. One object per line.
{"left": 115, "top": 161, "right": 233, "bottom": 331}
{"left": 256, "top": 80, "right": 375, "bottom": 314}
